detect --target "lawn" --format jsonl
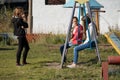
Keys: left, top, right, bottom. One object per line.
{"left": 0, "top": 35, "right": 120, "bottom": 80}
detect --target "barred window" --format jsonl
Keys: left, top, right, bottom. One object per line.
{"left": 45, "top": 0, "right": 65, "bottom": 5}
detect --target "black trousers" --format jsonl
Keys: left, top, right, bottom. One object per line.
{"left": 16, "top": 36, "right": 30, "bottom": 64}
{"left": 60, "top": 43, "right": 71, "bottom": 63}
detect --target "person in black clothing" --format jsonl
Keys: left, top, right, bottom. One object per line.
{"left": 12, "top": 7, "right": 30, "bottom": 66}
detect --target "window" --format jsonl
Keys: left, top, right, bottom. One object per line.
{"left": 45, "top": 0, "right": 65, "bottom": 5}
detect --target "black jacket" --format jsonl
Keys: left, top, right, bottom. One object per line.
{"left": 12, "top": 17, "right": 28, "bottom": 36}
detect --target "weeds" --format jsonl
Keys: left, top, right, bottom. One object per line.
{"left": 0, "top": 8, "right": 13, "bottom": 33}
{"left": 45, "top": 33, "right": 65, "bottom": 44}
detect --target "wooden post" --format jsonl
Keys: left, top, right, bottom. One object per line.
{"left": 95, "top": 10, "right": 99, "bottom": 34}
{"left": 27, "top": 0, "right": 33, "bottom": 34}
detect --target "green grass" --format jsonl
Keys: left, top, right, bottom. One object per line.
{"left": 0, "top": 35, "right": 120, "bottom": 80}
{"left": 0, "top": 7, "right": 120, "bottom": 80}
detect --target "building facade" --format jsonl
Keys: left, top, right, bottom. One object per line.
{"left": 33, "top": 0, "right": 120, "bottom": 34}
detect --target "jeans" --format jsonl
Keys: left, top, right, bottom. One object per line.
{"left": 73, "top": 41, "right": 91, "bottom": 64}
{"left": 60, "top": 42, "right": 73, "bottom": 62}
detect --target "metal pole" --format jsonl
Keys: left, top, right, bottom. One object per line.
{"left": 78, "top": 4, "right": 81, "bottom": 24}
{"left": 60, "top": 1, "right": 76, "bottom": 68}
{"left": 86, "top": 2, "right": 101, "bottom": 63}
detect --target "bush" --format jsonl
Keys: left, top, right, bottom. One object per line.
{"left": 97, "top": 34, "right": 108, "bottom": 44}
{"left": 45, "top": 33, "right": 65, "bottom": 44}
{"left": 0, "top": 36, "right": 2, "bottom": 42}
{"left": 0, "top": 8, "right": 13, "bottom": 33}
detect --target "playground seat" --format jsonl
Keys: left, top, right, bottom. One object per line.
{"left": 72, "top": 41, "right": 96, "bottom": 49}
{"left": 90, "top": 41, "right": 96, "bottom": 48}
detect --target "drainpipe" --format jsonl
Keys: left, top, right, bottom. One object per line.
{"left": 27, "top": 0, "right": 33, "bottom": 34}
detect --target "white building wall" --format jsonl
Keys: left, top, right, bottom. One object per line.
{"left": 33, "top": 0, "right": 120, "bottom": 34}
{"left": 119, "top": 11, "right": 120, "bottom": 27}
{"left": 33, "top": 0, "right": 73, "bottom": 34}
{"left": 97, "top": 0, "right": 120, "bottom": 33}
{"left": 33, "top": 0, "right": 81, "bottom": 34}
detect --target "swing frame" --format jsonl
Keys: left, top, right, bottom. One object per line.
{"left": 60, "top": 1, "right": 101, "bottom": 68}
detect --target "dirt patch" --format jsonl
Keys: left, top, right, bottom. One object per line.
{"left": 45, "top": 62, "right": 61, "bottom": 69}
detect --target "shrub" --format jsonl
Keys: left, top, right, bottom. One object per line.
{"left": 45, "top": 33, "right": 65, "bottom": 44}
{"left": 0, "top": 8, "right": 13, "bottom": 33}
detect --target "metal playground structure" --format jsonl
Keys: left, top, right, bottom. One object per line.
{"left": 60, "top": 0, "right": 101, "bottom": 68}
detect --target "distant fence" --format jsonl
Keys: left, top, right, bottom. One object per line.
{"left": 0, "top": 33, "right": 45, "bottom": 45}
{"left": 26, "top": 34, "right": 55, "bottom": 43}
{"left": 0, "top": 33, "right": 64, "bottom": 45}
{"left": 26, "top": 34, "right": 41, "bottom": 43}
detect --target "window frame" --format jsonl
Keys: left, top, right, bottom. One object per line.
{"left": 45, "top": 0, "right": 65, "bottom": 5}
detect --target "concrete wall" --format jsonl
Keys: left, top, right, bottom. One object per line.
{"left": 33, "top": 0, "right": 120, "bottom": 34}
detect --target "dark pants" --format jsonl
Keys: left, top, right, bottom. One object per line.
{"left": 60, "top": 43, "right": 71, "bottom": 63}
{"left": 16, "top": 36, "right": 30, "bottom": 64}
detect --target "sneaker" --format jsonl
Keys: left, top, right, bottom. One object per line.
{"left": 67, "top": 63, "right": 76, "bottom": 68}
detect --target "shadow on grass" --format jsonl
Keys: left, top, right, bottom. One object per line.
{"left": 78, "top": 56, "right": 98, "bottom": 65}
{"left": 32, "top": 60, "right": 60, "bottom": 69}
{"left": 0, "top": 48, "right": 15, "bottom": 50}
